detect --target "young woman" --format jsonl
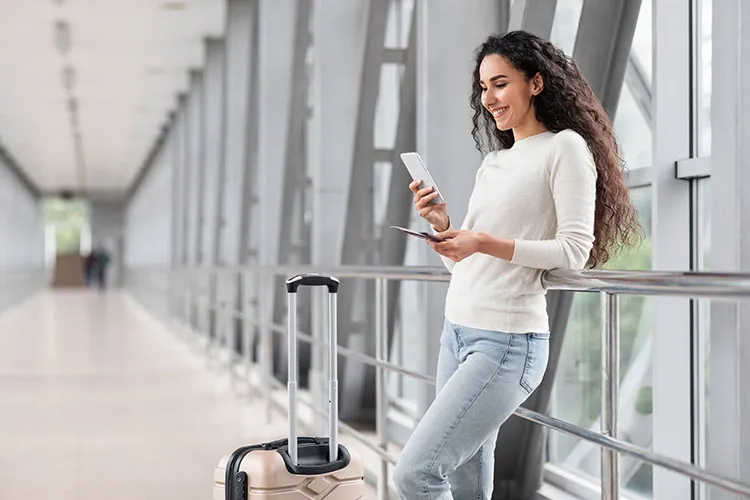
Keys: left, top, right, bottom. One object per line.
{"left": 392, "top": 30, "right": 640, "bottom": 500}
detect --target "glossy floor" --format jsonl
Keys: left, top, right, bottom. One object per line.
{"left": 0, "top": 290, "right": 363, "bottom": 499}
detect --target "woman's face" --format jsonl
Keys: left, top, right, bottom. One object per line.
{"left": 478, "top": 54, "right": 543, "bottom": 132}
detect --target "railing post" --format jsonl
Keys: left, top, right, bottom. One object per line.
{"left": 207, "top": 269, "right": 217, "bottom": 358}
{"left": 189, "top": 269, "right": 197, "bottom": 340}
{"left": 601, "top": 292, "right": 620, "bottom": 499}
{"left": 259, "top": 271, "right": 273, "bottom": 424}
{"left": 242, "top": 269, "right": 254, "bottom": 388}
{"left": 375, "top": 278, "right": 390, "bottom": 500}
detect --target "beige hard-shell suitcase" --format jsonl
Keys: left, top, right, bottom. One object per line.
{"left": 214, "top": 274, "right": 366, "bottom": 500}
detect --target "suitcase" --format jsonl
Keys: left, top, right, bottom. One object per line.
{"left": 214, "top": 274, "right": 366, "bottom": 500}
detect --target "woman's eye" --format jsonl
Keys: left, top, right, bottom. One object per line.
{"left": 495, "top": 83, "right": 506, "bottom": 89}
{"left": 480, "top": 87, "right": 487, "bottom": 93}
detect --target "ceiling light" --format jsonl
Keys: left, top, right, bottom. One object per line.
{"left": 145, "top": 66, "right": 168, "bottom": 75}
{"left": 161, "top": 2, "right": 188, "bottom": 11}
{"left": 53, "top": 20, "right": 72, "bottom": 55}
{"left": 61, "top": 65, "right": 76, "bottom": 91}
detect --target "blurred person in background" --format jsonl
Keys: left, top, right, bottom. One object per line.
{"left": 93, "top": 247, "right": 111, "bottom": 291}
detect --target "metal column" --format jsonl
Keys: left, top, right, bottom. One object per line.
{"left": 652, "top": 0, "right": 693, "bottom": 497}
{"left": 709, "top": 0, "right": 750, "bottom": 498}
{"left": 217, "top": 0, "right": 255, "bottom": 268}
{"left": 216, "top": 0, "right": 257, "bottom": 359}
{"left": 601, "top": 293, "right": 621, "bottom": 499}
{"left": 310, "top": 0, "right": 370, "bottom": 420}
{"left": 573, "top": 0, "right": 642, "bottom": 117}
{"left": 508, "top": 0, "right": 557, "bottom": 38}
{"left": 256, "top": 0, "right": 311, "bottom": 399}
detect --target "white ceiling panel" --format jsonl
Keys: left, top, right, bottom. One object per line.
{"left": 0, "top": 0, "right": 225, "bottom": 194}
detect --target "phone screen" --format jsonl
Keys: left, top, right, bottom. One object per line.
{"left": 400, "top": 152, "right": 445, "bottom": 205}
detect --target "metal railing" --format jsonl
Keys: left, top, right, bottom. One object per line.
{"left": 125, "top": 265, "right": 750, "bottom": 499}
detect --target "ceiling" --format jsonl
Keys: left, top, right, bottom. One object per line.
{"left": 0, "top": 0, "right": 225, "bottom": 195}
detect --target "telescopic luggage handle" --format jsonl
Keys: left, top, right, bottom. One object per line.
{"left": 285, "top": 274, "right": 340, "bottom": 466}
{"left": 286, "top": 274, "right": 340, "bottom": 294}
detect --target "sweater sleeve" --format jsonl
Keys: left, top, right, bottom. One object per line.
{"left": 510, "top": 131, "right": 597, "bottom": 270}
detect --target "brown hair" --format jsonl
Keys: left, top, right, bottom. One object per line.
{"left": 470, "top": 31, "right": 642, "bottom": 268}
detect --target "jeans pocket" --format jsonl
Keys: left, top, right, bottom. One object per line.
{"left": 520, "top": 334, "right": 549, "bottom": 394}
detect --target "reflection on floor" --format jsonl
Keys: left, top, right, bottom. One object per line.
{"left": 0, "top": 290, "right": 359, "bottom": 499}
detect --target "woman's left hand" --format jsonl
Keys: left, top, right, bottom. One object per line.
{"left": 428, "top": 229, "right": 482, "bottom": 262}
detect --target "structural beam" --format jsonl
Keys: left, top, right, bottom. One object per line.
{"left": 651, "top": 0, "right": 693, "bottom": 497}
{"left": 0, "top": 146, "right": 41, "bottom": 199}
{"left": 238, "top": 2, "right": 261, "bottom": 268}
{"left": 573, "top": 0, "right": 642, "bottom": 117}
{"left": 217, "top": 0, "right": 255, "bottom": 267}
{"left": 335, "top": 0, "right": 393, "bottom": 421}
{"left": 202, "top": 39, "right": 226, "bottom": 268}
{"left": 174, "top": 95, "right": 188, "bottom": 266}
{"left": 709, "top": 0, "right": 750, "bottom": 498}
{"left": 188, "top": 70, "right": 205, "bottom": 267}
{"left": 379, "top": 9, "right": 418, "bottom": 357}
{"left": 509, "top": 0, "right": 557, "bottom": 38}
{"left": 180, "top": 86, "right": 193, "bottom": 266}
{"left": 414, "top": 0, "right": 507, "bottom": 417}
{"left": 126, "top": 115, "right": 172, "bottom": 202}
{"left": 310, "top": 0, "right": 370, "bottom": 419}
{"left": 254, "top": 0, "right": 312, "bottom": 387}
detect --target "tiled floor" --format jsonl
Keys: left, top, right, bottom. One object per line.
{"left": 0, "top": 290, "right": 293, "bottom": 499}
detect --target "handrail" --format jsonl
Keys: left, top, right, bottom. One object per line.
{"left": 164, "top": 264, "right": 750, "bottom": 296}
{"left": 126, "top": 265, "right": 750, "bottom": 499}
{"left": 542, "top": 268, "right": 750, "bottom": 297}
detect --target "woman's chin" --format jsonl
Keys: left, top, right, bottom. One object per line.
{"left": 495, "top": 119, "right": 512, "bottom": 131}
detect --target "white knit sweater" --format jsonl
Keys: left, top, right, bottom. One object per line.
{"left": 440, "top": 129, "right": 597, "bottom": 333}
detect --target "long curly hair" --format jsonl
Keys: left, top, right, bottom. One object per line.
{"left": 470, "top": 31, "right": 641, "bottom": 268}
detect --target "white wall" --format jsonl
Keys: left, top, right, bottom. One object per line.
{"left": 125, "top": 140, "right": 173, "bottom": 268}
{"left": 0, "top": 155, "right": 44, "bottom": 310}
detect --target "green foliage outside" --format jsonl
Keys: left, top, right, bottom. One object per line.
{"left": 44, "top": 198, "right": 88, "bottom": 255}
{"left": 553, "top": 188, "right": 654, "bottom": 481}
{"left": 559, "top": 236, "right": 653, "bottom": 427}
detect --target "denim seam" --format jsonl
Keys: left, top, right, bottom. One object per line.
{"left": 422, "top": 334, "right": 514, "bottom": 499}
{"left": 455, "top": 325, "right": 464, "bottom": 356}
{"left": 520, "top": 335, "right": 535, "bottom": 394}
{"left": 477, "top": 450, "right": 483, "bottom": 500}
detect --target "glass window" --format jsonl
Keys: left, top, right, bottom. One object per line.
{"left": 549, "top": 187, "right": 654, "bottom": 498}
{"left": 549, "top": 0, "right": 584, "bottom": 56}
{"left": 611, "top": 0, "right": 653, "bottom": 171}
{"left": 697, "top": 0, "right": 712, "bottom": 155}
{"left": 631, "top": 0, "right": 652, "bottom": 84}
{"left": 43, "top": 197, "right": 90, "bottom": 255}
{"left": 614, "top": 83, "right": 652, "bottom": 169}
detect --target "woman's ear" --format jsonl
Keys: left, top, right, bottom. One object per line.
{"left": 531, "top": 72, "right": 544, "bottom": 96}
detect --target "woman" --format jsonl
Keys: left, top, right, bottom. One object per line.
{"left": 392, "top": 30, "right": 640, "bottom": 499}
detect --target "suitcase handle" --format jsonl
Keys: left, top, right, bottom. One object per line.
{"left": 286, "top": 274, "right": 340, "bottom": 294}
{"left": 285, "top": 274, "right": 339, "bottom": 467}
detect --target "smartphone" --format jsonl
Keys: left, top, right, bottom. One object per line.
{"left": 389, "top": 225, "right": 445, "bottom": 243}
{"left": 400, "top": 152, "right": 445, "bottom": 205}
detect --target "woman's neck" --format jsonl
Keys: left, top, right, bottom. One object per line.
{"left": 512, "top": 116, "right": 548, "bottom": 142}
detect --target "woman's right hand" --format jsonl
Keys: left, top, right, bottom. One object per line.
{"left": 409, "top": 180, "right": 450, "bottom": 231}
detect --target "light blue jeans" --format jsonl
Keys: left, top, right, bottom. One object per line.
{"left": 393, "top": 319, "right": 550, "bottom": 499}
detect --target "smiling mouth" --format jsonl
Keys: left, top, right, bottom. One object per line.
{"left": 488, "top": 106, "right": 509, "bottom": 119}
